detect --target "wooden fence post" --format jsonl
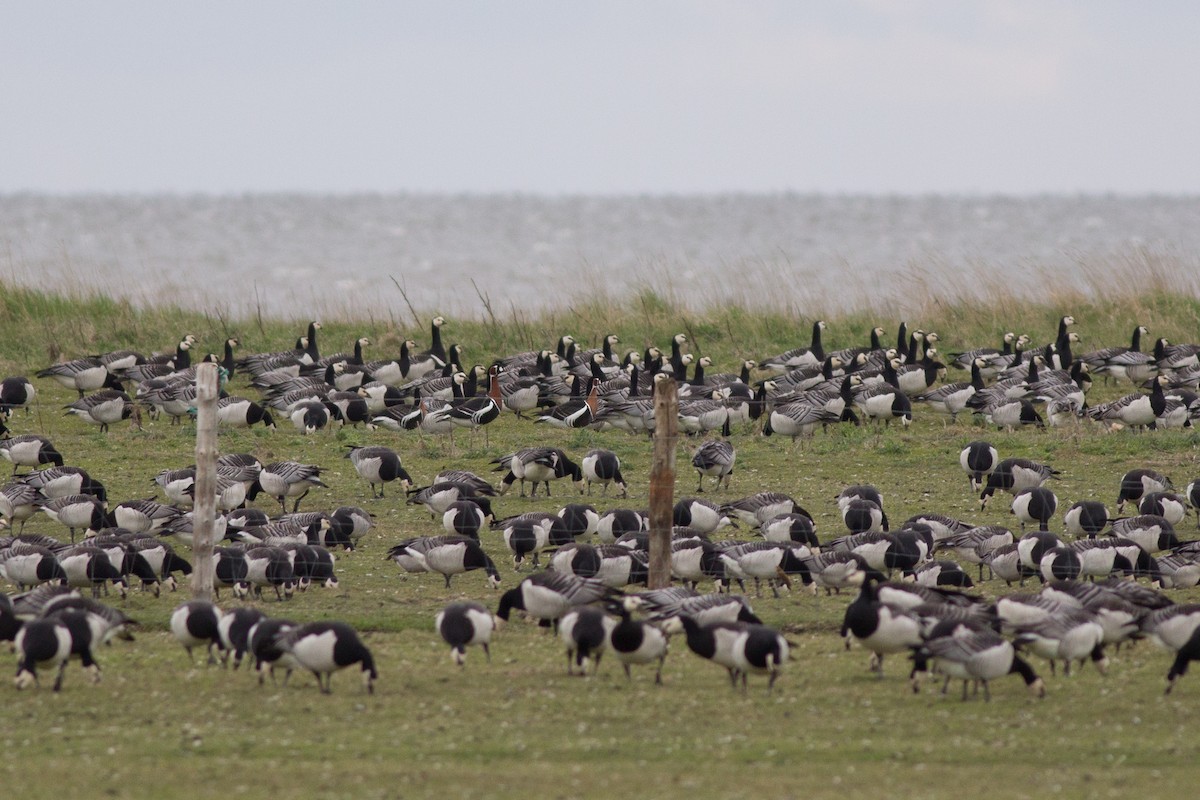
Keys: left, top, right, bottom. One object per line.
{"left": 191, "top": 362, "right": 218, "bottom": 600}
{"left": 648, "top": 377, "right": 678, "bottom": 589}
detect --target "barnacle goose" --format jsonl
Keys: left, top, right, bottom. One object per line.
{"left": 436, "top": 601, "right": 495, "bottom": 666}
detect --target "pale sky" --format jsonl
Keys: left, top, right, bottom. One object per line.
{"left": 3, "top": 1, "right": 1199, "bottom": 195}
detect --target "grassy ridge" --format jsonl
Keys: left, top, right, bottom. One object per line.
{"left": 3, "top": 280, "right": 1200, "bottom": 799}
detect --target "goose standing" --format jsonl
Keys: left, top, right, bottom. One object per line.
{"left": 436, "top": 601, "right": 496, "bottom": 666}
{"left": 0, "top": 435, "right": 64, "bottom": 475}
{"left": 559, "top": 607, "right": 614, "bottom": 676}
{"left": 582, "top": 449, "right": 628, "bottom": 497}
{"left": 959, "top": 441, "right": 999, "bottom": 492}
{"left": 344, "top": 446, "right": 411, "bottom": 498}
{"left": 170, "top": 600, "right": 225, "bottom": 664}
{"left": 691, "top": 440, "right": 734, "bottom": 493}
{"left": 274, "top": 621, "right": 377, "bottom": 694}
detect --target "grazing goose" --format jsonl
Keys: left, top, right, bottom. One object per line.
{"left": 170, "top": 600, "right": 225, "bottom": 664}
{"left": 559, "top": 606, "right": 614, "bottom": 675}
{"left": 1141, "top": 604, "right": 1200, "bottom": 693}
{"left": 674, "top": 616, "right": 750, "bottom": 686}
{"left": 407, "top": 481, "right": 495, "bottom": 517}
{"left": 581, "top": 449, "right": 627, "bottom": 497}
{"left": 596, "top": 508, "right": 647, "bottom": 543}
{"left": 344, "top": 446, "right": 411, "bottom": 498}
{"left": 36, "top": 357, "right": 110, "bottom": 398}
{"left": 273, "top": 621, "right": 377, "bottom": 694}
{"left": 959, "top": 441, "right": 999, "bottom": 492}
{"left": 37, "top": 494, "right": 107, "bottom": 542}
{"left": 728, "top": 623, "right": 790, "bottom": 692}
{"left": 912, "top": 627, "right": 1045, "bottom": 701}
{"left": 1188, "top": 479, "right": 1200, "bottom": 528}
{"left": 1139, "top": 492, "right": 1189, "bottom": 526}
{"left": 760, "top": 513, "right": 818, "bottom": 547}
{"left": 979, "top": 458, "right": 1060, "bottom": 510}
{"left": 56, "top": 546, "right": 128, "bottom": 598}
{"left": 1117, "top": 468, "right": 1172, "bottom": 512}
{"left": 217, "top": 607, "right": 267, "bottom": 669}
{"left": 248, "top": 462, "right": 327, "bottom": 513}
{"left": 494, "top": 447, "right": 584, "bottom": 498}
{"left": 0, "top": 435, "right": 64, "bottom": 475}
{"left": 436, "top": 601, "right": 495, "bottom": 666}
{"left": 387, "top": 535, "right": 501, "bottom": 589}
{"left": 246, "top": 618, "right": 300, "bottom": 686}
{"left": 557, "top": 503, "right": 600, "bottom": 539}
{"left": 633, "top": 588, "right": 762, "bottom": 626}
{"left": 839, "top": 574, "right": 924, "bottom": 675}
{"left": 0, "top": 375, "right": 37, "bottom": 412}
{"left": 13, "top": 617, "right": 82, "bottom": 691}
{"left": 64, "top": 386, "right": 134, "bottom": 433}
{"left": 1110, "top": 515, "right": 1178, "bottom": 553}
{"left": 497, "top": 517, "right": 549, "bottom": 569}
{"left": 721, "top": 492, "right": 810, "bottom": 530}
{"left": 495, "top": 571, "right": 620, "bottom": 626}
{"left": 216, "top": 397, "right": 276, "bottom": 429}
{"left": 1012, "top": 610, "right": 1108, "bottom": 677}
{"left": 606, "top": 603, "right": 670, "bottom": 684}
{"left": 691, "top": 440, "right": 735, "bottom": 492}
{"left": 0, "top": 544, "right": 67, "bottom": 589}
{"left": 243, "top": 546, "right": 298, "bottom": 601}
{"left": 1063, "top": 500, "right": 1109, "bottom": 538}
{"left": 764, "top": 396, "right": 843, "bottom": 441}
{"left": 1011, "top": 487, "right": 1058, "bottom": 532}
{"left": 673, "top": 498, "right": 735, "bottom": 535}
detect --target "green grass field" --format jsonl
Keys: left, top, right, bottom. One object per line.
{"left": 3, "top": 281, "right": 1200, "bottom": 799}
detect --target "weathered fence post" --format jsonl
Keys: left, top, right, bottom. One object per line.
{"left": 191, "top": 362, "right": 218, "bottom": 600}
{"left": 648, "top": 377, "right": 678, "bottom": 589}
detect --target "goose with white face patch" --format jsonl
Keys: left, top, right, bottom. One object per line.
{"left": 344, "top": 446, "right": 411, "bottom": 498}
{"left": 436, "top": 601, "right": 495, "bottom": 666}
{"left": 217, "top": 607, "right": 267, "bottom": 669}
{"left": 13, "top": 617, "right": 79, "bottom": 690}
{"left": 249, "top": 462, "right": 327, "bottom": 514}
{"left": 274, "top": 621, "right": 377, "bottom": 694}
{"left": 760, "top": 513, "right": 818, "bottom": 548}
{"left": 1140, "top": 604, "right": 1200, "bottom": 693}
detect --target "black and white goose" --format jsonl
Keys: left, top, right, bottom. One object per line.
{"left": 937, "top": 526, "right": 1014, "bottom": 581}
{"left": 760, "top": 513, "right": 818, "bottom": 547}
{"left": 387, "top": 535, "right": 501, "bottom": 589}
{"left": 633, "top": 588, "right": 762, "bottom": 626}
{"left": 1085, "top": 375, "right": 1167, "bottom": 430}
{"left": 1139, "top": 491, "right": 1189, "bottom": 526}
{"left": 0, "top": 543, "right": 67, "bottom": 589}
{"left": 582, "top": 449, "right": 628, "bottom": 497}
{"left": 407, "top": 481, "right": 495, "bottom": 517}
{"left": 1116, "top": 468, "right": 1172, "bottom": 513}
{"left": 274, "top": 621, "right": 377, "bottom": 694}
{"left": 759, "top": 321, "right": 827, "bottom": 374}
{"left": 442, "top": 498, "right": 494, "bottom": 539}
{"left": 915, "top": 358, "right": 984, "bottom": 421}
{"left": 912, "top": 626, "right": 1045, "bottom": 701}
{"left": 36, "top": 357, "right": 110, "bottom": 398}
{"left": 56, "top": 545, "right": 128, "bottom": 599}
{"left": 1012, "top": 609, "right": 1107, "bottom": 677}
{"left": 1011, "top": 487, "right": 1058, "bottom": 532}
{"left": 64, "top": 384, "right": 133, "bottom": 432}
{"left": 979, "top": 458, "right": 1061, "bottom": 510}
{"left": 494, "top": 447, "right": 584, "bottom": 498}
{"left": 0, "top": 435, "right": 64, "bottom": 475}
{"left": 606, "top": 602, "right": 670, "bottom": 684}
{"left": 344, "top": 446, "right": 411, "bottom": 498}
{"left": 596, "top": 508, "right": 647, "bottom": 543}
{"left": 37, "top": 493, "right": 107, "bottom": 543}
{"left": 839, "top": 574, "right": 924, "bottom": 675}
{"left": 495, "top": 571, "right": 620, "bottom": 626}
{"left": 1, "top": 375, "right": 37, "bottom": 412}
{"left": 673, "top": 497, "right": 735, "bottom": 535}
{"left": 170, "top": 600, "right": 225, "bottom": 664}
{"left": 497, "top": 517, "right": 549, "bottom": 569}
{"left": 436, "top": 601, "right": 495, "bottom": 666}
{"left": 959, "top": 441, "right": 999, "bottom": 492}
{"left": 217, "top": 607, "right": 267, "bottom": 669}
{"left": 1110, "top": 515, "right": 1179, "bottom": 553}
{"left": 721, "top": 492, "right": 810, "bottom": 530}
{"left": 215, "top": 396, "right": 276, "bottom": 429}
{"left": 691, "top": 440, "right": 734, "bottom": 492}
{"left": 249, "top": 461, "right": 327, "bottom": 513}
{"left": 12, "top": 617, "right": 76, "bottom": 691}
{"left": 1063, "top": 500, "right": 1109, "bottom": 538}
{"left": 246, "top": 618, "right": 300, "bottom": 686}
{"left": 559, "top": 606, "right": 614, "bottom": 676}
{"left": 1140, "top": 604, "right": 1200, "bottom": 693}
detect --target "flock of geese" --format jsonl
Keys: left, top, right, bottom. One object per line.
{"left": 2, "top": 314, "right": 1200, "bottom": 696}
